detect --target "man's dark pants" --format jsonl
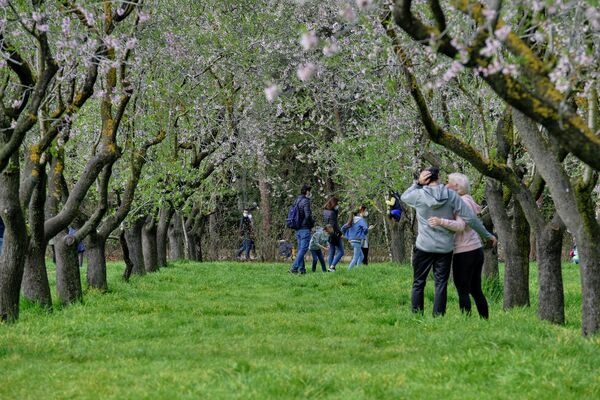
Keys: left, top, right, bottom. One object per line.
{"left": 411, "top": 248, "right": 453, "bottom": 316}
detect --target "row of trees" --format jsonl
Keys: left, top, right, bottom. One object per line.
{"left": 0, "top": 1, "right": 598, "bottom": 336}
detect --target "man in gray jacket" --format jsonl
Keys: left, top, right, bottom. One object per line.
{"left": 402, "top": 168, "right": 496, "bottom": 316}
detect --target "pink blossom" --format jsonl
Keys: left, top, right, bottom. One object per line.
{"left": 62, "top": 17, "right": 71, "bottom": 35}
{"left": 264, "top": 85, "right": 281, "bottom": 103}
{"left": 322, "top": 41, "right": 339, "bottom": 57}
{"left": 297, "top": 63, "right": 316, "bottom": 82}
{"left": 138, "top": 11, "right": 150, "bottom": 23}
{"left": 482, "top": 8, "right": 497, "bottom": 23}
{"left": 479, "top": 38, "right": 501, "bottom": 58}
{"left": 117, "top": 8, "right": 125, "bottom": 17}
{"left": 300, "top": 31, "right": 318, "bottom": 51}
{"left": 494, "top": 26, "right": 511, "bottom": 41}
{"left": 37, "top": 24, "right": 49, "bottom": 32}
{"left": 32, "top": 12, "right": 43, "bottom": 23}
{"left": 340, "top": 5, "right": 357, "bottom": 22}
{"left": 356, "top": 0, "right": 373, "bottom": 9}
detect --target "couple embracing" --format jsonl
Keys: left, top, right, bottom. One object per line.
{"left": 402, "top": 168, "right": 497, "bottom": 318}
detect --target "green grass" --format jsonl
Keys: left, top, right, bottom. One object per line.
{"left": 1, "top": 261, "right": 599, "bottom": 399}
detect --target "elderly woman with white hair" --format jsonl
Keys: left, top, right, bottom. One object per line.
{"left": 428, "top": 172, "right": 489, "bottom": 319}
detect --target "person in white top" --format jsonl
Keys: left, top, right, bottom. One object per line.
{"left": 428, "top": 173, "right": 489, "bottom": 319}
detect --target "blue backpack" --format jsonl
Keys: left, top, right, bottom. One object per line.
{"left": 286, "top": 200, "right": 302, "bottom": 229}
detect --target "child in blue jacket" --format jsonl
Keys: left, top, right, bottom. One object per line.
{"left": 341, "top": 208, "right": 370, "bottom": 270}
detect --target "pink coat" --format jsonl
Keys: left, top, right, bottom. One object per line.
{"left": 438, "top": 194, "right": 483, "bottom": 254}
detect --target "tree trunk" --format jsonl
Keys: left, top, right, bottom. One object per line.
{"left": 125, "top": 218, "right": 145, "bottom": 276}
{"left": 120, "top": 229, "right": 134, "bottom": 282}
{"left": 22, "top": 171, "right": 52, "bottom": 307}
{"left": 0, "top": 155, "right": 29, "bottom": 321}
{"left": 578, "top": 238, "right": 600, "bottom": 335}
{"left": 54, "top": 231, "right": 83, "bottom": 305}
{"left": 486, "top": 180, "right": 530, "bottom": 309}
{"left": 505, "top": 201, "right": 531, "bottom": 308}
{"left": 208, "top": 212, "right": 219, "bottom": 260}
{"left": 85, "top": 231, "right": 108, "bottom": 291}
{"left": 258, "top": 175, "right": 274, "bottom": 261}
{"left": 142, "top": 218, "right": 159, "bottom": 273}
{"left": 157, "top": 206, "right": 174, "bottom": 268}
{"left": 168, "top": 213, "right": 185, "bottom": 260}
{"left": 536, "top": 215, "right": 565, "bottom": 324}
{"left": 481, "top": 212, "right": 499, "bottom": 280}
{"left": 388, "top": 219, "right": 409, "bottom": 264}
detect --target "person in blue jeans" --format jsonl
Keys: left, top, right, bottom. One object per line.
{"left": 342, "top": 208, "right": 371, "bottom": 271}
{"left": 290, "top": 184, "right": 314, "bottom": 274}
{"left": 323, "top": 197, "right": 344, "bottom": 271}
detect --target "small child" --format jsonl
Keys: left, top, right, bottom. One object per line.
{"left": 309, "top": 225, "right": 334, "bottom": 272}
{"left": 279, "top": 239, "right": 293, "bottom": 260}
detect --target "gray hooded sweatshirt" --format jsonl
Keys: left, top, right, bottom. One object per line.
{"left": 401, "top": 183, "right": 492, "bottom": 253}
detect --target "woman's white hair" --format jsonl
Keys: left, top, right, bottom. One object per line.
{"left": 448, "top": 172, "right": 470, "bottom": 195}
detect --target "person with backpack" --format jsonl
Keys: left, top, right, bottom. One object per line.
{"left": 386, "top": 191, "right": 403, "bottom": 221}
{"left": 401, "top": 167, "right": 496, "bottom": 317}
{"left": 341, "top": 208, "right": 371, "bottom": 271}
{"left": 309, "top": 225, "right": 334, "bottom": 272}
{"left": 287, "top": 184, "right": 314, "bottom": 274}
{"left": 236, "top": 209, "right": 254, "bottom": 261}
{"left": 323, "top": 197, "right": 344, "bottom": 272}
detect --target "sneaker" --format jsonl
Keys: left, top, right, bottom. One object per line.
{"left": 288, "top": 269, "right": 298, "bottom": 274}
{"left": 327, "top": 266, "right": 336, "bottom": 272}
{"left": 299, "top": 271, "right": 306, "bottom": 275}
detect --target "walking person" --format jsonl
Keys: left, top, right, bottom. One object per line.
{"left": 401, "top": 168, "right": 496, "bottom": 317}
{"left": 289, "top": 184, "right": 314, "bottom": 274}
{"left": 236, "top": 209, "right": 254, "bottom": 261}
{"left": 428, "top": 173, "right": 490, "bottom": 318}
{"left": 309, "top": 225, "right": 333, "bottom": 272}
{"left": 358, "top": 205, "right": 373, "bottom": 266}
{"left": 342, "top": 208, "right": 371, "bottom": 271}
{"left": 323, "top": 197, "right": 344, "bottom": 271}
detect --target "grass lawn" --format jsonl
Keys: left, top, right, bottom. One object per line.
{"left": 1, "top": 260, "right": 599, "bottom": 399}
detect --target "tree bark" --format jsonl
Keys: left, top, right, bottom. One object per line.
{"left": 54, "top": 231, "right": 83, "bottom": 305}
{"left": 486, "top": 181, "right": 530, "bottom": 309}
{"left": 142, "top": 218, "right": 159, "bottom": 273}
{"left": 388, "top": 218, "right": 410, "bottom": 264}
{"left": 22, "top": 172, "right": 52, "bottom": 308}
{"left": 0, "top": 154, "right": 29, "bottom": 321}
{"left": 258, "top": 174, "right": 273, "bottom": 261}
{"left": 85, "top": 231, "right": 107, "bottom": 291}
{"left": 481, "top": 212, "right": 499, "bottom": 280}
{"left": 168, "top": 213, "right": 185, "bottom": 260}
{"left": 120, "top": 230, "right": 134, "bottom": 282}
{"left": 536, "top": 214, "right": 565, "bottom": 324}
{"left": 125, "top": 218, "right": 146, "bottom": 276}
{"left": 157, "top": 206, "right": 174, "bottom": 267}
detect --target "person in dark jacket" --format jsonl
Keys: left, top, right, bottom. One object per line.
{"left": 236, "top": 209, "right": 254, "bottom": 261}
{"left": 323, "top": 197, "right": 344, "bottom": 271}
{"left": 289, "top": 184, "right": 314, "bottom": 274}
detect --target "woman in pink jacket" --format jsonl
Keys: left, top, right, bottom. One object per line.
{"left": 427, "top": 173, "right": 489, "bottom": 319}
